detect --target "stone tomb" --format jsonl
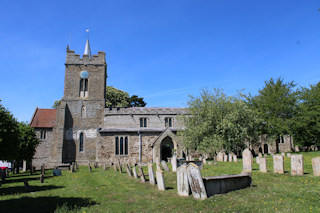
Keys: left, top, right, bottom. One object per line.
{"left": 259, "top": 158, "right": 267, "bottom": 173}
{"left": 312, "top": 157, "right": 320, "bottom": 176}
{"left": 156, "top": 170, "right": 166, "bottom": 190}
{"left": 186, "top": 163, "right": 207, "bottom": 200}
{"left": 273, "top": 155, "right": 284, "bottom": 174}
{"left": 148, "top": 164, "right": 156, "bottom": 185}
{"left": 177, "top": 164, "right": 190, "bottom": 196}
{"left": 242, "top": 149, "right": 253, "bottom": 172}
{"left": 161, "top": 160, "right": 170, "bottom": 172}
{"left": 291, "top": 155, "right": 303, "bottom": 176}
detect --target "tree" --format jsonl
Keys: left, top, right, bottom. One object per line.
{"left": 0, "top": 100, "right": 20, "bottom": 160}
{"left": 293, "top": 82, "right": 320, "bottom": 146}
{"left": 128, "top": 95, "right": 147, "bottom": 107}
{"left": 179, "top": 89, "right": 261, "bottom": 155}
{"left": 247, "top": 77, "right": 298, "bottom": 142}
{"left": 17, "top": 122, "right": 40, "bottom": 161}
{"left": 52, "top": 100, "right": 61, "bottom": 109}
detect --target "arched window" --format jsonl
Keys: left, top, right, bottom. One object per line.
{"left": 115, "top": 136, "right": 129, "bottom": 156}
{"left": 79, "top": 79, "right": 88, "bottom": 97}
{"left": 79, "top": 133, "right": 84, "bottom": 152}
{"left": 120, "top": 137, "right": 124, "bottom": 155}
{"left": 115, "top": 137, "right": 119, "bottom": 155}
{"left": 125, "top": 137, "right": 128, "bottom": 155}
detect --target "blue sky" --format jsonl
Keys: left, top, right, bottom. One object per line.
{"left": 1, "top": 1, "right": 320, "bottom": 122}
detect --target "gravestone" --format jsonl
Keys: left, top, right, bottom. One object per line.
{"left": 203, "top": 157, "right": 207, "bottom": 165}
{"left": 88, "top": 163, "right": 92, "bottom": 173}
{"left": 217, "top": 151, "right": 225, "bottom": 162}
{"left": 264, "top": 154, "right": 268, "bottom": 158}
{"left": 24, "top": 180, "right": 30, "bottom": 192}
{"left": 233, "top": 155, "right": 238, "bottom": 163}
{"left": 23, "top": 160, "right": 27, "bottom": 172}
{"left": 127, "top": 163, "right": 132, "bottom": 170}
{"left": 103, "top": 163, "right": 106, "bottom": 170}
{"left": 256, "top": 156, "right": 260, "bottom": 164}
{"left": 161, "top": 160, "right": 170, "bottom": 172}
{"left": 291, "top": 154, "right": 303, "bottom": 176}
{"left": 156, "top": 162, "right": 162, "bottom": 171}
{"left": 53, "top": 169, "right": 61, "bottom": 176}
{"left": 223, "top": 155, "right": 228, "bottom": 162}
{"left": 40, "top": 174, "right": 44, "bottom": 183}
{"left": 242, "top": 149, "right": 253, "bottom": 172}
{"left": 258, "top": 153, "right": 263, "bottom": 158}
{"left": 126, "top": 164, "right": 132, "bottom": 177}
{"left": 113, "top": 163, "right": 117, "bottom": 171}
{"left": 132, "top": 167, "right": 138, "bottom": 179}
{"left": 148, "top": 164, "right": 155, "bottom": 185}
{"left": 138, "top": 166, "right": 146, "bottom": 183}
{"left": 187, "top": 163, "right": 207, "bottom": 200}
{"left": 287, "top": 153, "right": 292, "bottom": 158}
{"left": 295, "top": 145, "right": 300, "bottom": 152}
{"left": 156, "top": 170, "right": 166, "bottom": 190}
{"left": 41, "top": 164, "right": 45, "bottom": 175}
{"left": 228, "top": 153, "right": 233, "bottom": 162}
{"left": 171, "top": 155, "right": 177, "bottom": 172}
{"left": 273, "top": 155, "right": 284, "bottom": 174}
{"left": 208, "top": 161, "right": 212, "bottom": 165}
{"left": 118, "top": 164, "right": 123, "bottom": 173}
{"left": 312, "top": 157, "right": 320, "bottom": 176}
{"left": 75, "top": 162, "right": 78, "bottom": 170}
{"left": 259, "top": 158, "right": 267, "bottom": 173}
{"left": 281, "top": 152, "right": 285, "bottom": 158}
{"left": 177, "top": 164, "right": 189, "bottom": 196}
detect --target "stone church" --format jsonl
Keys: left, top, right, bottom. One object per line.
{"left": 30, "top": 40, "right": 187, "bottom": 169}
{"left": 30, "top": 40, "right": 293, "bottom": 169}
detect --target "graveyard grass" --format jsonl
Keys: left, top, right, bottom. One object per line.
{"left": 1, "top": 152, "right": 320, "bottom": 212}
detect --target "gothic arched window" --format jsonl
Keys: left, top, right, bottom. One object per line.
{"left": 79, "top": 132, "right": 84, "bottom": 152}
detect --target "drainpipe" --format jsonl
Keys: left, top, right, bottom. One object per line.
{"left": 138, "top": 131, "right": 142, "bottom": 163}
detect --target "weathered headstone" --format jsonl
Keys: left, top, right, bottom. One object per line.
{"left": 127, "top": 163, "right": 131, "bottom": 170}
{"left": 281, "top": 152, "right": 285, "bottom": 158}
{"left": 203, "top": 157, "right": 207, "bottom": 165}
{"left": 23, "top": 160, "right": 27, "bottom": 172}
{"left": 242, "top": 149, "right": 253, "bottom": 172}
{"left": 156, "top": 170, "right": 166, "bottom": 190}
{"left": 273, "top": 155, "right": 284, "bottom": 174}
{"left": 161, "top": 160, "right": 169, "bottom": 172}
{"left": 312, "top": 157, "right": 320, "bottom": 176}
{"left": 264, "top": 154, "right": 268, "bottom": 158}
{"left": 233, "top": 155, "right": 238, "bottom": 163}
{"left": 132, "top": 167, "right": 138, "bottom": 178}
{"left": 126, "top": 164, "right": 132, "bottom": 177}
{"left": 256, "top": 156, "right": 260, "bottom": 164}
{"left": 207, "top": 161, "right": 212, "bottom": 165}
{"left": 177, "top": 164, "right": 189, "bottom": 196}
{"left": 295, "top": 145, "right": 300, "bottom": 152}
{"left": 88, "top": 163, "right": 92, "bottom": 173}
{"left": 258, "top": 153, "right": 263, "bottom": 158}
{"left": 148, "top": 164, "right": 155, "bottom": 185}
{"left": 291, "top": 154, "right": 303, "bottom": 176}
{"left": 223, "top": 155, "right": 228, "bottom": 162}
{"left": 287, "top": 153, "right": 292, "bottom": 158}
{"left": 118, "top": 164, "right": 123, "bottom": 173}
{"left": 228, "top": 153, "right": 233, "bottom": 162}
{"left": 24, "top": 180, "right": 30, "bottom": 192}
{"left": 187, "top": 163, "right": 207, "bottom": 199}
{"left": 259, "top": 158, "right": 267, "bottom": 173}
{"left": 171, "top": 155, "right": 177, "bottom": 172}
{"left": 217, "top": 151, "right": 225, "bottom": 162}
{"left": 103, "top": 163, "right": 106, "bottom": 170}
{"left": 138, "top": 166, "right": 146, "bottom": 183}
{"left": 40, "top": 174, "right": 44, "bottom": 183}
{"left": 156, "top": 162, "right": 162, "bottom": 171}
{"left": 75, "top": 162, "right": 78, "bottom": 170}
{"left": 113, "top": 162, "right": 117, "bottom": 171}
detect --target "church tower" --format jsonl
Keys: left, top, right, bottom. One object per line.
{"left": 51, "top": 40, "right": 107, "bottom": 165}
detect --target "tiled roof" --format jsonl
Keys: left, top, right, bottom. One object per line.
{"left": 30, "top": 108, "right": 56, "bottom": 128}
{"left": 105, "top": 107, "right": 187, "bottom": 115}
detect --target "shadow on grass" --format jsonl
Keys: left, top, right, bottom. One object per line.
{"left": 166, "top": 187, "right": 174, "bottom": 190}
{"left": 0, "top": 196, "right": 96, "bottom": 213}
{"left": 0, "top": 185, "right": 64, "bottom": 196}
{"left": 4, "top": 176, "right": 55, "bottom": 184}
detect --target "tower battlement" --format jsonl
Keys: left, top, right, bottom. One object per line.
{"left": 66, "top": 46, "right": 106, "bottom": 65}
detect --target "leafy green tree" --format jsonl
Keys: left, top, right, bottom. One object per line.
{"left": 52, "top": 100, "right": 61, "bottom": 109}
{"left": 17, "top": 122, "right": 40, "bottom": 161}
{"left": 106, "top": 86, "right": 146, "bottom": 107}
{"left": 128, "top": 95, "right": 147, "bottom": 107}
{"left": 247, "top": 77, "right": 298, "bottom": 144}
{"left": 0, "top": 100, "right": 19, "bottom": 160}
{"left": 294, "top": 82, "right": 320, "bottom": 146}
{"left": 180, "top": 89, "right": 261, "bottom": 155}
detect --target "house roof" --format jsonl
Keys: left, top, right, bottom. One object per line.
{"left": 105, "top": 107, "right": 187, "bottom": 115}
{"left": 30, "top": 108, "right": 56, "bottom": 128}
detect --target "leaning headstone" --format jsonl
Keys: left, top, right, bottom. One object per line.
{"left": 177, "top": 164, "right": 189, "bottom": 196}
{"left": 148, "top": 164, "right": 155, "bottom": 185}
{"left": 295, "top": 145, "right": 300, "bottom": 152}
{"left": 187, "top": 163, "right": 207, "bottom": 200}
{"left": 40, "top": 174, "right": 44, "bottom": 183}
{"left": 233, "top": 155, "right": 238, "bottom": 163}
{"left": 156, "top": 170, "right": 166, "bottom": 190}
{"left": 126, "top": 165, "right": 132, "bottom": 177}
{"left": 171, "top": 155, "right": 177, "bottom": 172}
{"left": 287, "top": 153, "right": 292, "bottom": 158}
{"left": 312, "top": 157, "right": 320, "bottom": 176}
{"left": 228, "top": 153, "right": 233, "bottom": 162}
{"left": 118, "top": 164, "right": 123, "bottom": 173}
{"left": 132, "top": 167, "right": 138, "bottom": 179}
{"left": 138, "top": 166, "right": 146, "bottom": 183}
{"left": 242, "top": 149, "right": 253, "bottom": 172}
{"left": 273, "top": 155, "right": 284, "bottom": 174}
{"left": 259, "top": 158, "right": 267, "bottom": 173}
{"left": 113, "top": 163, "right": 117, "bottom": 171}
{"left": 217, "top": 151, "right": 225, "bottom": 162}
{"left": 24, "top": 180, "right": 30, "bottom": 192}
{"left": 291, "top": 154, "right": 303, "bottom": 176}
{"left": 161, "top": 160, "right": 170, "bottom": 172}
{"left": 223, "top": 155, "right": 228, "bottom": 162}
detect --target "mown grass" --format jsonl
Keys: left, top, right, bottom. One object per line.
{"left": 1, "top": 151, "right": 320, "bottom": 213}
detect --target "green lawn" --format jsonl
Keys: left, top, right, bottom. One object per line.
{"left": 1, "top": 152, "right": 320, "bottom": 213}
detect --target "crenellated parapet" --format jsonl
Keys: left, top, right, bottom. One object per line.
{"left": 65, "top": 46, "right": 106, "bottom": 65}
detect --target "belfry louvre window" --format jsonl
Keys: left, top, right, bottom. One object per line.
{"left": 140, "top": 118, "right": 147, "bottom": 127}
{"left": 165, "top": 117, "right": 173, "bottom": 127}
{"left": 79, "top": 133, "right": 84, "bottom": 152}
{"left": 79, "top": 79, "right": 88, "bottom": 97}
{"left": 115, "top": 136, "right": 128, "bottom": 155}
